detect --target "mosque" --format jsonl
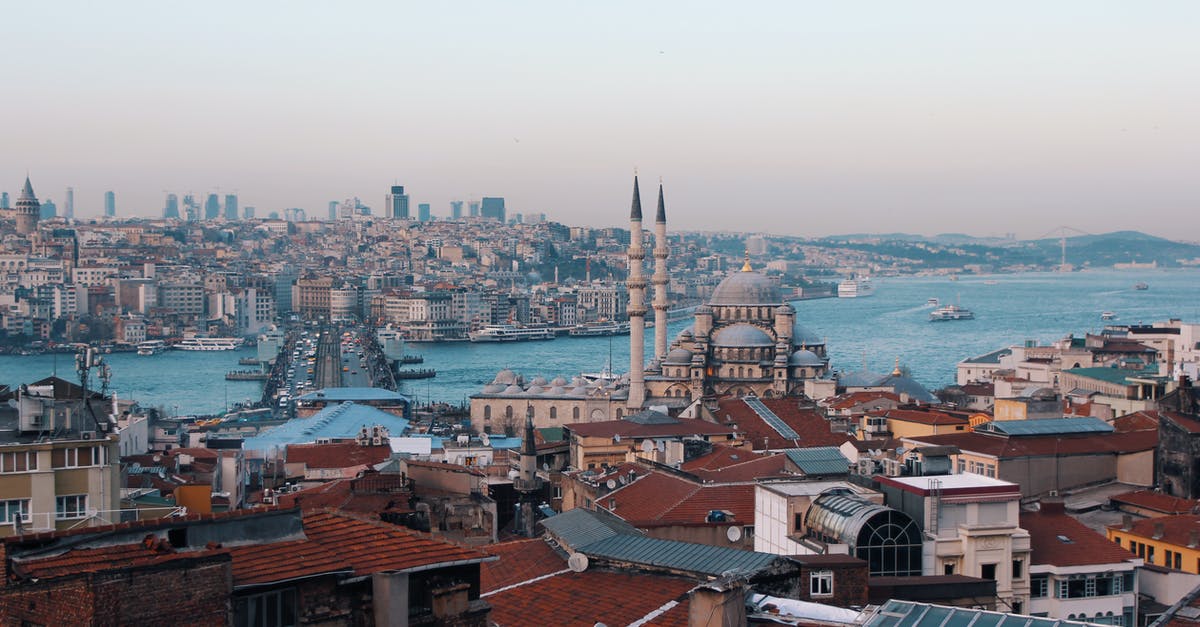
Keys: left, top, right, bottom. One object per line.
{"left": 469, "top": 176, "right": 834, "bottom": 435}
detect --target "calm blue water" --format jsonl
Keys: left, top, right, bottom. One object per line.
{"left": 1, "top": 269, "right": 1195, "bottom": 412}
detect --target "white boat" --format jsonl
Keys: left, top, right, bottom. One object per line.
{"left": 1101, "top": 311, "right": 1117, "bottom": 321}
{"left": 926, "top": 298, "right": 940, "bottom": 307}
{"left": 569, "top": 321, "right": 631, "bottom": 337}
{"left": 929, "top": 304, "right": 974, "bottom": 322}
{"left": 174, "top": 337, "right": 241, "bottom": 351}
{"left": 838, "top": 277, "right": 875, "bottom": 298}
{"left": 136, "top": 340, "right": 167, "bottom": 356}
{"left": 468, "top": 324, "right": 556, "bottom": 342}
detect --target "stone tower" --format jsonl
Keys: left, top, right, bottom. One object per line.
{"left": 652, "top": 183, "right": 670, "bottom": 362}
{"left": 14, "top": 176, "right": 40, "bottom": 236}
{"left": 627, "top": 176, "right": 647, "bottom": 410}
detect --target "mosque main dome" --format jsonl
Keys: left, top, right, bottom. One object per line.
{"left": 708, "top": 263, "right": 782, "bottom": 305}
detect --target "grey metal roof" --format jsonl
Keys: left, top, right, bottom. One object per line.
{"left": 581, "top": 534, "right": 780, "bottom": 577}
{"left": 979, "top": 417, "right": 1114, "bottom": 436}
{"left": 540, "top": 507, "right": 641, "bottom": 550}
{"left": 711, "top": 324, "right": 774, "bottom": 347}
{"left": 784, "top": 447, "right": 851, "bottom": 475}
{"left": 709, "top": 269, "right": 781, "bottom": 305}
{"left": 960, "top": 348, "right": 1013, "bottom": 365}
{"left": 863, "top": 600, "right": 1101, "bottom": 627}
{"left": 297, "top": 387, "right": 411, "bottom": 402}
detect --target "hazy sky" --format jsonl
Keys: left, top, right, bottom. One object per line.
{"left": 5, "top": 2, "right": 1199, "bottom": 239}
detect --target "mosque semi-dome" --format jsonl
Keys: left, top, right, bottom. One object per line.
{"left": 789, "top": 349, "right": 825, "bottom": 367}
{"left": 712, "top": 324, "right": 775, "bottom": 347}
{"left": 664, "top": 347, "right": 694, "bottom": 364}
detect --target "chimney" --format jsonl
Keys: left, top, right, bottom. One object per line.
{"left": 1122, "top": 514, "right": 1133, "bottom": 531}
{"left": 689, "top": 580, "right": 746, "bottom": 627}
{"left": 1189, "top": 530, "right": 1199, "bottom": 549}
{"left": 1153, "top": 521, "right": 1165, "bottom": 540}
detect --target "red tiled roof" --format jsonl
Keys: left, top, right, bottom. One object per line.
{"left": 715, "top": 397, "right": 852, "bottom": 451}
{"left": 1111, "top": 411, "right": 1160, "bottom": 432}
{"left": 11, "top": 538, "right": 230, "bottom": 580}
{"left": 485, "top": 570, "right": 693, "bottom": 627}
{"left": 404, "top": 458, "right": 486, "bottom": 476}
{"left": 690, "top": 454, "right": 788, "bottom": 483}
{"left": 604, "top": 470, "right": 755, "bottom": 526}
{"left": 1163, "top": 411, "right": 1200, "bottom": 434}
{"left": 275, "top": 475, "right": 414, "bottom": 517}
{"left": 1108, "top": 514, "right": 1200, "bottom": 549}
{"left": 681, "top": 444, "right": 766, "bottom": 472}
{"left": 874, "top": 408, "right": 967, "bottom": 426}
{"left": 1110, "top": 490, "right": 1200, "bottom": 515}
{"left": 1021, "top": 503, "right": 1137, "bottom": 567}
{"left": 227, "top": 509, "right": 490, "bottom": 587}
{"left": 960, "top": 383, "right": 994, "bottom": 396}
{"left": 822, "top": 391, "right": 901, "bottom": 411}
{"left": 285, "top": 442, "right": 391, "bottom": 469}
{"left": 904, "top": 429, "right": 1157, "bottom": 459}
{"left": 567, "top": 417, "right": 735, "bottom": 440}
{"left": 481, "top": 539, "right": 566, "bottom": 593}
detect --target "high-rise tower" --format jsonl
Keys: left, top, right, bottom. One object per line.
{"left": 164, "top": 193, "right": 180, "bottom": 219}
{"left": 652, "top": 183, "right": 670, "bottom": 361}
{"left": 450, "top": 200, "right": 464, "bottom": 219}
{"left": 386, "top": 185, "right": 409, "bottom": 219}
{"left": 65, "top": 187, "right": 74, "bottom": 219}
{"left": 626, "top": 176, "right": 647, "bottom": 410}
{"left": 224, "top": 194, "right": 239, "bottom": 220}
{"left": 104, "top": 191, "right": 115, "bottom": 217}
{"left": 204, "top": 194, "right": 220, "bottom": 220}
{"left": 14, "top": 176, "right": 40, "bottom": 235}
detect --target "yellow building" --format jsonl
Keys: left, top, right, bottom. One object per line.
{"left": 1106, "top": 514, "right": 1200, "bottom": 573}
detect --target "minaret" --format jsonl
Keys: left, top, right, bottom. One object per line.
{"left": 14, "top": 176, "right": 40, "bottom": 236}
{"left": 652, "top": 182, "right": 670, "bottom": 362}
{"left": 627, "top": 176, "right": 647, "bottom": 410}
{"left": 514, "top": 413, "right": 542, "bottom": 537}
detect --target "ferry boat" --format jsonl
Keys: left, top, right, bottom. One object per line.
{"left": 929, "top": 304, "right": 974, "bottom": 322}
{"left": 837, "top": 277, "right": 876, "bottom": 298}
{"left": 569, "top": 321, "right": 631, "bottom": 337}
{"left": 174, "top": 337, "right": 241, "bottom": 351}
{"left": 1101, "top": 311, "right": 1117, "bottom": 321}
{"left": 926, "top": 298, "right": 940, "bottom": 307}
{"left": 136, "top": 340, "right": 167, "bottom": 356}
{"left": 468, "top": 324, "right": 556, "bottom": 343}
{"left": 1134, "top": 282, "right": 1149, "bottom": 291}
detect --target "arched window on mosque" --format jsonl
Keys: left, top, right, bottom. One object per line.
{"left": 573, "top": 407, "right": 580, "bottom": 421}
{"left": 505, "top": 405, "right": 513, "bottom": 419}
{"left": 550, "top": 407, "right": 557, "bottom": 420}
{"left": 484, "top": 406, "right": 491, "bottom": 420}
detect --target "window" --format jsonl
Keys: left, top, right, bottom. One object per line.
{"left": 483, "top": 406, "right": 491, "bottom": 420}
{"left": 0, "top": 499, "right": 30, "bottom": 525}
{"left": 809, "top": 571, "right": 833, "bottom": 597}
{"left": 0, "top": 451, "right": 38, "bottom": 473}
{"left": 1175, "top": 552, "right": 1183, "bottom": 570}
{"left": 1012, "top": 602, "right": 1023, "bottom": 615}
{"left": 51, "top": 447, "right": 98, "bottom": 469}
{"left": 1031, "top": 575, "right": 1048, "bottom": 598}
{"left": 56, "top": 494, "right": 87, "bottom": 519}
{"left": 956, "top": 458, "right": 965, "bottom": 473}
{"left": 1012, "top": 559, "right": 1023, "bottom": 579}
{"left": 234, "top": 587, "right": 298, "bottom": 627}
{"left": 943, "top": 563, "right": 955, "bottom": 575}
{"left": 981, "top": 563, "right": 996, "bottom": 580}
{"left": 549, "top": 407, "right": 557, "bottom": 420}
{"left": 1147, "top": 545, "right": 1155, "bottom": 564}
{"left": 794, "top": 513, "right": 804, "bottom": 532}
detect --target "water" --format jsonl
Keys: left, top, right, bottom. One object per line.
{"left": 0, "top": 269, "right": 1195, "bottom": 412}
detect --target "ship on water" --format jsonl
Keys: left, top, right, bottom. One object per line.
{"left": 136, "top": 340, "right": 166, "bottom": 356}
{"left": 568, "top": 320, "right": 631, "bottom": 337}
{"left": 929, "top": 304, "right": 975, "bottom": 322}
{"left": 468, "top": 324, "right": 556, "bottom": 342}
{"left": 174, "top": 337, "right": 241, "bottom": 351}
{"left": 838, "top": 276, "right": 876, "bottom": 298}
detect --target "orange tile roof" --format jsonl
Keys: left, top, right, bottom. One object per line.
{"left": 681, "top": 444, "right": 766, "bottom": 472}
{"left": 275, "top": 476, "right": 414, "bottom": 517}
{"left": 1110, "top": 490, "right": 1200, "bottom": 515}
{"left": 715, "top": 397, "right": 852, "bottom": 451}
{"left": 604, "top": 470, "right": 755, "bottom": 526}
{"left": 1021, "top": 503, "right": 1137, "bottom": 567}
{"left": 1108, "top": 513, "right": 1200, "bottom": 549}
{"left": 481, "top": 538, "right": 566, "bottom": 593}
{"left": 11, "top": 538, "right": 230, "bottom": 580}
{"left": 567, "top": 416, "right": 735, "bottom": 439}
{"left": 227, "top": 509, "right": 491, "bottom": 587}
{"left": 486, "top": 570, "right": 693, "bottom": 627}
{"left": 285, "top": 442, "right": 392, "bottom": 469}
{"left": 1111, "top": 410, "right": 1160, "bottom": 432}
{"left": 874, "top": 408, "right": 966, "bottom": 426}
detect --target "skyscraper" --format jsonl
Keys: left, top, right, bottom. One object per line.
{"left": 328, "top": 201, "right": 338, "bottom": 220}
{"left": 468, "top": 200, "right": 480, "bottom": 217}
{"left": 65, "top": 187, "right": 74, "bottom": 219}
{"left": 243, "top": 206, "right": 255, "bottom": 220}
{"left": 481, "top": 197, "right": 505, "bottom": 222}
{"left": 14, "top": 176, "right": 40, "bottom": 235}
{"left": 386, "top": 185, "right": 410, "bottom": 219}
{"left": 224, "top": 194, "right": 238, "bottom": 220}
{"left": 104, "top": 191, "right": 115, "bottom": 217}
{"left": 164, "top": 193, "right": 180, "bottom": 219}
{"left": 450, "top": 200, "right": 464, "bottom": 219}
{"left": 40, "top": 198, "right": 57, "bottom": 220}
{"left": 418, "top": 203, "right": 431, "bottom": 222}
{"left": 0, "top": 192, "right": 8, "bottom": 210}
{"left": 204, "top": 194, "right": 220, "bottom": 220}
{"left": 183, "top": 194, "right": 199, "bottom": 221}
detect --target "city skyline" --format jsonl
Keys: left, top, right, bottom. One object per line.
{"left": 4, "top": 2, "right": 1199, "bottom": 239}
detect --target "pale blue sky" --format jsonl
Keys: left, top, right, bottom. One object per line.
{"left": 4, "top": 2, "right": 1199, "bottom": 239}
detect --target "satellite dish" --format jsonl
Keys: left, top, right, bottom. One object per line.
{"left": 641, "top": 439, "right": 655, "bottom": 453}
{"left": 656, "top": 440, "right": 665, "bottom": 452}
{"left": 481, "top": 433, "right": 490, "bottom": 447}
{"left": 508, "top": 470, "right": 519, "bottom": 480}
{"left": 613, "top": 434, "right": 621, "bottom": 443}
{"left": 726, "top": 526, "right": 743, "bottom": 543}
{"left": 568, "top": 553, "right": 589, "bottom": 572}
{"left": 606, "top": 479, "right": 617, "bottom": 490}
{"left": 542, "top": 462, "right": 550, "bottom": 471}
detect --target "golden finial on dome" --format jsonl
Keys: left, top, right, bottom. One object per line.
{"left": 892, "top": 357, "right": 903, "bottom": 377}
{"left": 741, "top": 250, "right": 752, "bottom": 272}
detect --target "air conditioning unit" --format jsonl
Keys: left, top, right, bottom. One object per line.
{"left": 371, "top": 437, "right": 383, "bottom": 446}
{"left": 80, "top": 431, "right": 96, "bottom": 440}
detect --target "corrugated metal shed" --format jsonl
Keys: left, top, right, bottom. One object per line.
{"left": 981, "top": 417, "right": 1113, "bottom": 436}
{"left": 783, "top": 446, "right": 851, "bottom": 475}
{"left": 540, "top": 507, "right": 641, "bottom": 550}
{"left": 863, "top": 600, "right": 1099, "bottom": 627}
{"left": 582, "top": 534, "right": 778, "bottom": 577}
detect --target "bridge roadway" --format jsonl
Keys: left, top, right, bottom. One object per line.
{"left": 313, "top": 327, "right": 343, "bottom": 389}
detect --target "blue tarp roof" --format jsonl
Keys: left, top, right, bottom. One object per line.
{"left": 243, "top": 402, "right": 411, "bottom": 454}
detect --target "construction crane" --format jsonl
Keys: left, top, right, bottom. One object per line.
{"left": 1038, "top": 226, "right": 1092, "bottom": 272}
